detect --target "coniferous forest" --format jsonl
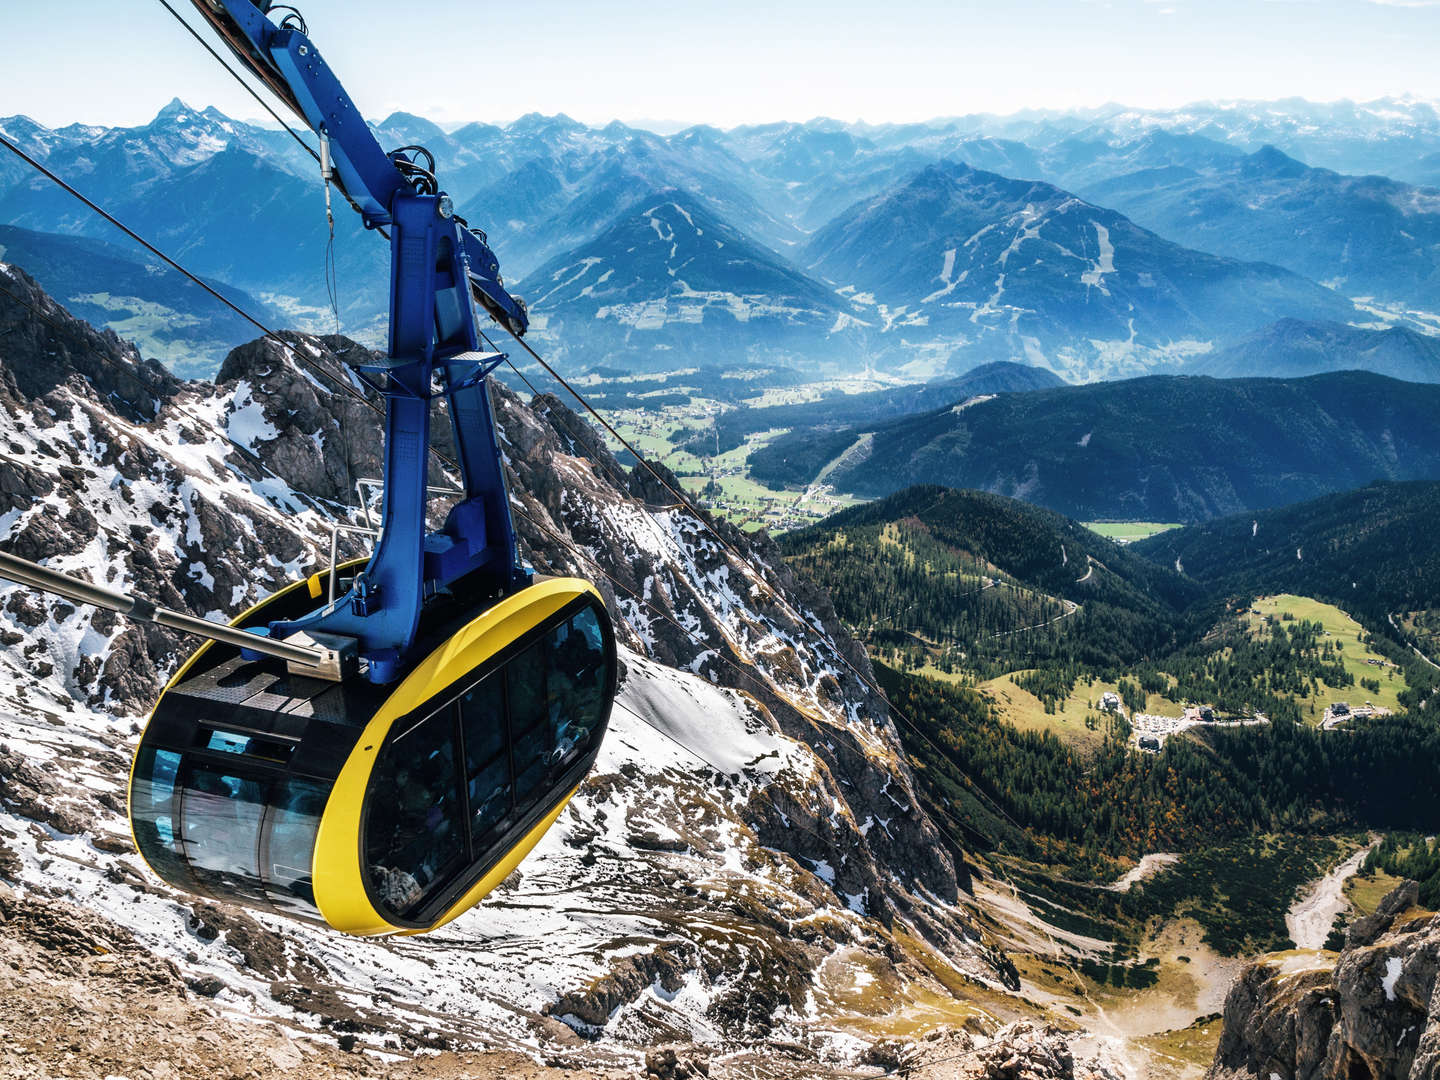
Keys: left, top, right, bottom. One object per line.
{"left": 782, "top": 481, "right": 1440, "bottom": 955}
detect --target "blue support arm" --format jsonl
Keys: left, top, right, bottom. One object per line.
{"left": 188, "top": 0, "right": 530, "bottom": 334}
{"left": 190, "top": 0, "right": 534, "bottom": 681}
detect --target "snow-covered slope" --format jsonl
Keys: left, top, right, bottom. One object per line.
{"left": 0, "top": 266, "right": 1019, "bottom": 1066}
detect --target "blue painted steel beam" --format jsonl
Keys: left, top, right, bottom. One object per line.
{"left": 192, "top": 1, "right": 536, "bottom": 681}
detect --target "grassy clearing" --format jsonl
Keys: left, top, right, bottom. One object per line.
{"left": 976, "top": 673, "right": 1117, "bottom": 755}
{"left": 1344, "top": 869, "right": 1405, "bottom": 917}
{"left": 1245, "top": 595, "right": 1409, "bottom": 716}
{"left": 977, "top": 671, "right": 1179, "bottom": 754}
{"left": 1134, "top": 1016, "right": 1224, "bottom": 1080}
{"left": 1082, "top": 521, "right": 1184, "bottom": 544}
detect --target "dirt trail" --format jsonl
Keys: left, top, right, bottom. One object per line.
{"left": 1286, "top": 843, "right": 1376, "bottom": 949}
{"left": 1105, "top": 854, "right": 1180, "bottom": 893}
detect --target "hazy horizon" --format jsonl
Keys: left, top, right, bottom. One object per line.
{"left": 8, "top": 91, "right": 1440, "bottom": 138}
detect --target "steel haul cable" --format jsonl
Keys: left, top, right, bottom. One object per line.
{"left": 0, "top": 122, "right": 1048, "bottom": 869}
{"left": 0, "top": 72, "right": 1053, "bottom": 869}
{"left": 0, "top": 107, "right": 1114, "bottom": 1035}
{"left": 120, "top": 4, "right": 1072, "bottom": 825}
{"left": 130, "top": 0, "right": 1063, "bottom": 855}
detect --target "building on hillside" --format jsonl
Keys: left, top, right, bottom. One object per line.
{"left": 1138, "top": 735, "right": 1161, "bottom": 752}
{"left": 1100, "top": 691, "right": 1121, "bottom": 712}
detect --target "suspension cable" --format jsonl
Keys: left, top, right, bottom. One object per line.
{"left": 129, "top": 0, "right": 1058, "bottom": 845}
{"left": 0, "top": 133, "right": 397, "bottom": 430}
{"left": 152, "top": 0, "right": 319, "bottom": 164}
{"left": 0, "top": 23, "right": 1121, "bottom": 1014}
{"left": 0, "top": 134, "right": 1096, "bottom": 1012}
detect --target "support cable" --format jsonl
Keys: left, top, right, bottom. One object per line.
{"left": 0, "top": 124, "right": 1041, "bottom": 858}
{"left": 0, "top": 139, "right": 1106, "bottom": 1023}
{"left": 152, "top": 0, "right": 320, "bottom": 164}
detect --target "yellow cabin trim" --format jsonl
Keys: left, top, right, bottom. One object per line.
{"left": 311, "top": 577, "right": 601, "bottom": 936}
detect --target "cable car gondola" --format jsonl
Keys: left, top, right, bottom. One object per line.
{"left": 130, "top": 572, "right": 615, "bottom": 935}
{"left": 0, "top": 0, "right": 619, "bottom": 935}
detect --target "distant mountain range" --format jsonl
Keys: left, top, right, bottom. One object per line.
{"left": 804, "top": 161, "right": 1358, "bottom": 378}
{"left": 3, "top": 98, "right": 1439, "bottom": 381}
{"left": 749, "top": 371, "right": 1440, "bottom": 522}
{"left": 522, "top": 195, "right": 861, "bottom": 370}
{"left": 0, "top": 224, "right": 279, "bottom": 377}
{"left": 1082, "top": 145, "right": 1440, "bottom": 310}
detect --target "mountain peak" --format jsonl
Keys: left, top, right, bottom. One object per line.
{"left": 152, "top": 97, "right": 199, "bottom": 124}
{"left": 374, "top": 110, "right": 446, "bottom": 139}
{"left": 509, "top": 111, "right": 585, "bottom": 134}
{"left": 1243, "top": 144, "right": 1309, "bottom": 178}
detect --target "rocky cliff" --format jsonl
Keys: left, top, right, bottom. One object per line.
{"left": 1209, "top": 881, "right": 1440, "bottom": 1080}
{"left": 0, "top": 262, "right": 1021, "bottom": 1068}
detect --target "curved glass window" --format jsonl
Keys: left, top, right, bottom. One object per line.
{"left": 459, "top": 676, "right": 511, "bottom": 843}
{"left": 263, "top": 778, "right": 327, "bottom": 914}
{"left": 364, "top": 711, "right": 464, "bottom": 919}
{"left": 132, "top": 742, "right": 328, "bottom": 920}
{"left": 361, "top": 595, "right": 615, "bottom": 924}
{"left": 546, "top": 607, "right": 608, "bottom": 769}
{"left": 131, "top": 747, "right": 188, "bottom": 886}
{"left": 508, "top": 638, "right": 553, "bottom": 805}
{"left": 180, "top": 767, "right": 269, "bottom": 906}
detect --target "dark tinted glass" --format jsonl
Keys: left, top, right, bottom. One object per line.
{"left": 547, "top": 607, "right": 608, "bottom": 767}
{"left": 459, "top": 675, "right": 511, "bottom": 842}
{"left": 460, "top": 676, "right": 506, "bottom": 776}
{"left": 364, "top": 710, "right": 464, "bottom": 919}
{"left": 180, "top": 767, "right": 268, "bottom": 904}
{"left": 264, "top": 778, "right": 327, "bottom": 914}
{"left": 506, "top": 639, "right": 552, "bottom": 805}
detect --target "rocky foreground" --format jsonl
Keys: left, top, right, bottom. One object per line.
{"left": 1209, "top": 881, "right": 1440, "bottom": 1080}
{"left": 0, "top": 882, "right": 1130, "bottom": 1079}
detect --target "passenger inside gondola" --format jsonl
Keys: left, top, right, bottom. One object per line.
{"left": 366, "top": 712, "right": 463, "bottom": 917}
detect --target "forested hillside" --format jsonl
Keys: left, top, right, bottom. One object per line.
{"left": 692, "top": 361, "right": 1063, "bottom": 458}
{"left": 1132, "top": 480, "right": 1440, "bottom": 624}
{"left": 883, "top": 663, "right": 1440, "bottom": 864}
{"left": 778, "top": 486, "right": 1202, "bottom": 681}
{"left": 780, "top": 479, "right": 1440, "bottom": 948}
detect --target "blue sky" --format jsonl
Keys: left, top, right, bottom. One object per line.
{"left": 5, "top": 0, "right": 1439, "bottom": 129}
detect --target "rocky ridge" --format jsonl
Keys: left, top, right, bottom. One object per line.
{"left": 0, "top": 264, "right": 1027, "bottom": 1068}
{"left": 1208, "top": 881, "right": 1440, "bottom": 1080}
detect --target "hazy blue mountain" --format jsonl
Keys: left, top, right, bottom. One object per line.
{"left": 0, "top": 100, "right": 313, "bottom": 222}
{"left": 804, "top": 161, "right": 1358, "bottom": 378}
{"left": 523, "top": 194, "right": 864, "bottom": 370}
{"left": 0, "top": 224, "right": 282, "bottom": 377}
{"left": 6, "top": 100, "right": 1435, "bottom": 378}
{"left": 749, "top": 371, "right": 1440, "bottom": 522}
{"left": 705, "top": 360, "right": 1066, "bottom": 455}
{"left": 1194, "top": 319, "right": 1440, "bottom": 382}
{"left": 81, "top": 147, "right": 384, "bottom": 337}
{"left": 1002, "top": 97, "right": 1440, "bottom": 186}
{"left": 1083, "top": 146, "right": 1440, "bottom": 309}
{"left": 461, "top": 138, "right": 798, "bottom": 278}
{"left": 1038, "top": 131, "right": 1246, "bottom": 192}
